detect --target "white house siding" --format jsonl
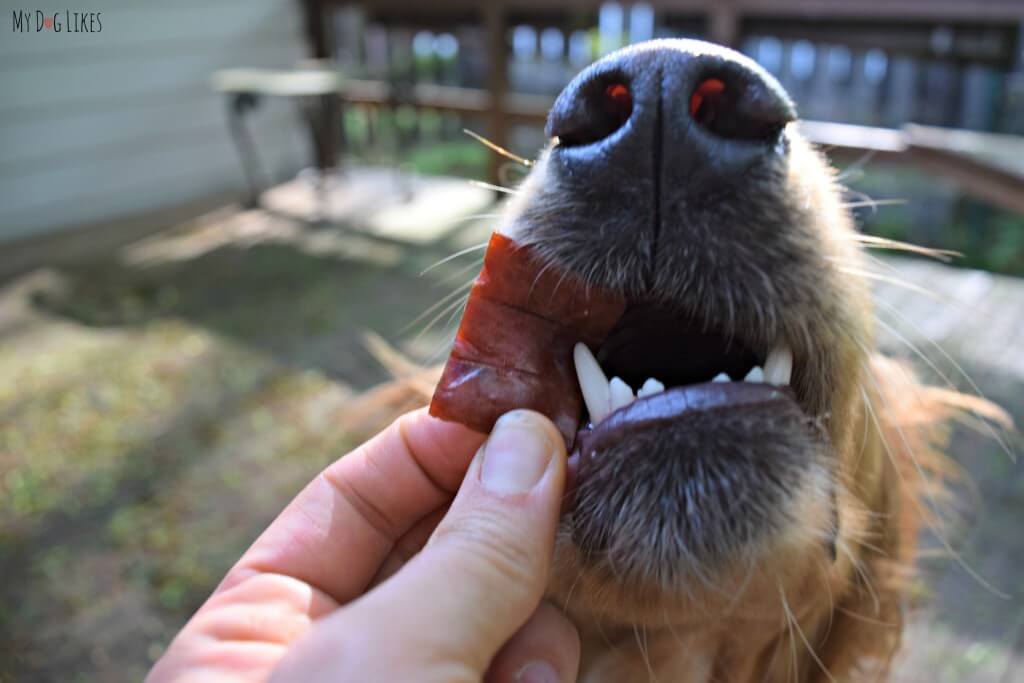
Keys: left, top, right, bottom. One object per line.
{"left": 0, "top": 0, "right": 309, "bottom": 243}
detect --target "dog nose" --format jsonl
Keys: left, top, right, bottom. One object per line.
{"left": 546, "top": 40, "right": 795, "bottom": 181}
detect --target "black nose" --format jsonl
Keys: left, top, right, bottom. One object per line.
{"left": 546, "top": 39, "right": 795, "bottom": 180}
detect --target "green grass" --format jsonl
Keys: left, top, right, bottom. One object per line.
{"left": 0, "top": 206, "right": 493, "bottom": 681}
{"left": 844, "top": 166, "right": 1024, "bottom": 276}
{"left": 342, "top": 108, "right": 491, "bottom": 180}
{"left": 0, "top": 316, "right": 355, "bottom": 678}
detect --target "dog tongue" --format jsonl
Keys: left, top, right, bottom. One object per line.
{"left": 429, "top": 232, "right": 626, "bottom": 444}
{"left": 573, "top": 382, "right": 798, "bottom": 458}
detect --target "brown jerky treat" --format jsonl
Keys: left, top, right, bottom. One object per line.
{"left": 471, "top": 236, "right": 624, "bottom": 343}
{"left": 432, "top": 358, "right": 581, "bottom": 443}
{"left": 429, "top": 232, "right": 625, "bottom": 445}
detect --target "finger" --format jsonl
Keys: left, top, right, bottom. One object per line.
{"left": 367, "top": 410, "right": 568, "bottom": 663}
{"left": 271, "top": 410, "right": 567, "bottom": 682}
{"left": 485, "top": 602, "right": 581, "bottom": 683}
{"left": 368, "top": 503, "right": 449, "bottom": 587}
{"left": 147, "top": 574, "right": 337, "bottom": 683}
{"left": 221, "top": 408, "right": 485, "bottom": 603}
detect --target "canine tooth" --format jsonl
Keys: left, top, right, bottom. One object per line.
{"left": 744, "top": 366, "right": 765, "bottom": 383}
{"left": 712, "top": 372, "right": 730, "bottom": 383}
{"left": 764, "top": 344, "right": 793, "bottom": 386}
{"left": 574, "top": 343, "right": 611, "bottom": 423}
{"left": 637, "top": 378, "right": 665, "bottom": 398}
{"left": 609, "top": 377, "right": 635, "bottom": 411}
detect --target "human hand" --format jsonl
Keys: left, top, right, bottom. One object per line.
{"left": 146, "top": 408, "right": 579, "bottom": 682}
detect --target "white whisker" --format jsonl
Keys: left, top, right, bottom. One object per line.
{"left": 779, "top": 581, "right": 837, "bottom": 683}
{"left": 413, "top": 295, "right": 469, "bottom": 344}
{"left": 468, "top": 179, "right": 519, "bottom": 195}
{"left": 780, "top": 580, "right": 800, "bottom": 683}
{"left": 838, "top": 527, "right": 881, "bottom": 615}
{"left": 423, "top": 329, "right": 458, "bottom": 365}
{"left": 562, "top": 567, "right": 586, "bottom": 615}
{"left": 419, "top": 242, "right": 487, "bottom": 275}
{"left": 848, "top": 233, "right": 961, "bottom": 262}
{"left": 834, "top": 605, "right": 895, "bottom": 627}
{"left": 840, "top": 198, "right": 907, "bottom": 211}
{"left": 436, "top": 258, "right": 486, "bottom": 287}
{"left": 834, "top": 264, "right": 961, "bottom": 307}
{"left": 836, "top": 151, "right": 877, "bottom": 182}
{"left": 463, "top": 128, "right": 534, "bottom": 167}
{"left": 400, "top": 280, "right": 473, "bottom": 334}
{"left": 858, "top": 357, "right": 1010, "bottom": 599}
{"left": 632, "top": 623, "right": 658, "bottom": 683}
{"left": 873, "top": 300, "right": 1016, "bottom": 462}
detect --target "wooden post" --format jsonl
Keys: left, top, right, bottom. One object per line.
{"left": 301, "top": 0, "right": 340, "bottom": 174}
{"left": 484, "top": 2, "right": 509, "bottom": 185}
{"left": 302, "top": 0, "right": 331, "bottom": 59}
{"left": 708, "top": 1, "right": 739, "bottom": 48}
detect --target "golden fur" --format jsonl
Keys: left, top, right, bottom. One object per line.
{"left": 344, "top": 340, "right": 1006, "bottom": 682}
{"left": 339, "top": 138, "right": 1012, "bottom": 681}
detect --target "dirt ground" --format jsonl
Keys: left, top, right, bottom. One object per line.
{"left": 0, "top": 174, "right": 1021, "bottom": 682}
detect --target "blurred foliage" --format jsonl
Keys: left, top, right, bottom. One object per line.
{"left": 0, "top": 216, "right": 487, "bottom": 681}
{"left": 838, "top": 165, "right": 1024, "bottom": 276}
{"left": 865, "top": 207, "right": 1024, "bottom": 277}
{"left": 342, "top": 107, "right": 490, "bottom": 180}
{"left": 338, "top": 109, "right": 1024, "bottom": 277}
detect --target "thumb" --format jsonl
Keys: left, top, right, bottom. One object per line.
{"left": 272, "top": 410, "right": 569, "bottom": 682}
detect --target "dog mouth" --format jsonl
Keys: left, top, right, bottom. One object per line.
{"left": 555, "top": 296, "right": 828, "bottom": 585}
{"left": 565, "top": 300, "right": 803, "bottom": 496}
{"left": 428, "top": 226, "right": 830, "bottom": 583}
{"left": 575, "top": 302, "right": 794, "bottom": 424}
{"left": 427, "top": 223, "right": 828, "bottom": 579}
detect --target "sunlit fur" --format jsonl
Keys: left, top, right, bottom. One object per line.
{"left": 344, "top": 132, "right": 1010, "bottom": 682}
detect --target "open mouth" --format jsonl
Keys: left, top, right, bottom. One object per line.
{"left": 558, "top": 300, "right": 826, "bottom": 580}
{"left": 428, "top": 233, "right": 829, "bottom": 574}
{"left": 564, "top": 301, "right": 801, "bottom": 498}
{"left": 561, "top": 304, "right": 822, "bottom": 583}
{"left": 429, "top": 231, "right": 811, "bottom": 493}
{"left": 573, "top": 302, "right": 795, "bottom": 428}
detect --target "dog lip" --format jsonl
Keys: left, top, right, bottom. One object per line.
{"left": 571, "top": 381, "right": 798, "bottom": 459}
{"left": 562, "top": 381, "right": 799, "bottom": 513}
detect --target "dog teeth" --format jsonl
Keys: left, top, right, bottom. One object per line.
{"left": 764, "top": 344, "right": 793, "bottom": 386}
{"left": 609, "top": 377, "right": 635, "bottom": 412}
{"left": 637, "top": 378, "right": 665, "bottom": 398}
{"left": 573, "top": 340, "right": 795, "bottom": 426}
{"left": 744, "top": 366, "right": 765, "bottom": 383}
{"left": 574, "top": 343, "right": 611, "bottom": 423}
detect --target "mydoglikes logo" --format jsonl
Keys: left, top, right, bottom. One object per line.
{"left": 11, "top": 9, "right": 102, "bottom": 33}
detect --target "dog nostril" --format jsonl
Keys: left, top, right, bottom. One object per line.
{"left": 604, "top": 83, "right": 633, "bottom": 125}
{"left": 549, "top": 79, "right": 633, "bottom": 148}
{"left": 689, "top": 75, "right": 790, "bottom": 142}
{"left": 689, "top": 78, "right": 725, "bottom": 120}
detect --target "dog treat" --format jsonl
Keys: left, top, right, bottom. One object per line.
{"left": 429, "top": 232, "right": 625, "bottom": 444}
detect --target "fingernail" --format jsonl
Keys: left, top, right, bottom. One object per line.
{"left": 515, "top": 660, "right": 560, "bottom": 683}
{"left": 480, "top": 411, "right": 555, "bottom": 494}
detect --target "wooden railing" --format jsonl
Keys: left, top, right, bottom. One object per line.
{"left": 338, "top": 77, "right": 1024, "bottom": 215}
{"left": 299, "top": 0, "right": 1024, "bottom": 213}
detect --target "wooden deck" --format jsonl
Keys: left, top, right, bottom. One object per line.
{"left": 294, "top": 0, "right": 1024, "bottom": 214}
{"left": 336, "top": 75, "right": 1024, "bottom": 215}
{"left": 0, "top": 169, "right": 1021, "bottom": 681}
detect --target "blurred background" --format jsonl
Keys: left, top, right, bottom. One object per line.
{"left": 1, "top": 1, "right": 1023, "bottom": 681}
